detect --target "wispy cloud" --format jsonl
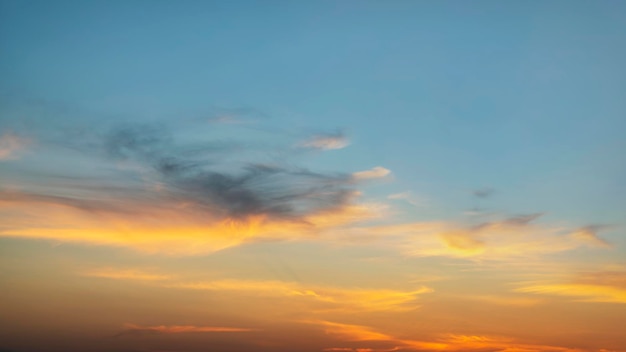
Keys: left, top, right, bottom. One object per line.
{"left": 569, "top": 225, "right": 611, "bottom": 248}
{"left": 387, "top": 192, "right": 426, "bottom": 207}
{"left": 0, "top": 132, "right": 30, "bottom": 160}
{"left": 299, "top": 132, "right": 349, "bottom": 150}
{"left": 397, "top": 214, "right": 611, "bottom": 260}
{"left": 169, "top": 279, "right": 432, "bottom": 312}
{"left": 517, "top": 270, "right": 626, "bottom": 304}
{"left": 518, "top": 284, "right": 626, "bottom": 304}
{"left": 352, "top": 167, "right": 391, "bottom": 181}
{"left": 115, "top": 323, "right": 257, "bottom": 337}
{"left": 82, "top": 268, "right": 172, "bottom": 281}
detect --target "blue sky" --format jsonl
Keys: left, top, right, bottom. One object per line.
{"left": 2, "top": 0, "right": 624, "bottom": 226}
{"left": 1, "top": 1, "right": 625, "bottom": 351}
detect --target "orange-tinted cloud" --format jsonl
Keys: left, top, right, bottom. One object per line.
{"left": 0, "top": 188, "right": 380, "bottom": 254}
{"left": 169, "top": 279, "right": 432, "bottom": 312}
{"left": 518, "top": 284, "right": 626, "bottom": 304}
{"left": 315, "top": 321, "right": 584, "bottom": 352}
{"left": 82, "top": 268, "right": 172, "bottom": 281}
{"left": 397, "top": 215, "right": 611, "bottom": 260}
{"left": 116, "top": 323, "right": 257, "bottom": 337}
{"left": 517, "top": 270, "right": 626, "bottom": 304}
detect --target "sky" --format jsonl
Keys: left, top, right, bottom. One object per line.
{"left": 1, "top": 1, "right": 625, "bottom": 351}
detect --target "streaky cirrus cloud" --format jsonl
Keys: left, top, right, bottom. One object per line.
{"left": 80, "top": 267, "right": 432, "bottom": 313}
{"left": 319, "top": 213, "right": 610, "bottom": 261}
{"left": 299, "top": 132, "right": 349, "bottom": 150}
{"left": 0, "top": 132, "right": 30, "bottom": 160}
{"left": 115, "top": 323, "right": 257, "bottom": 337}
{"left": 387, "top": 192, "right": 426, "bottom": 207}
{"left": 518, "top": 283, "right": 626, "bottom": 304}
{"left": 82, "top": 268, "right": 173, "bottom": 281}
{"left": 569, "top": 225, "right": 612, "bottom": 248}
{"left": 397, "top": 214, "right": 611, "bottom": 260}
{"left": 167, "top": 279, "right": 432, "bottom": 312}
{"left": 517, "top": 270, "right": 626, "bottom": 304}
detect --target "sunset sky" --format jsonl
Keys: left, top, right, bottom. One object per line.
{"left": 1, "top": 1, "right": 626, "bottom": 352}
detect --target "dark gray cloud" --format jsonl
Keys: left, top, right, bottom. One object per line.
{"left": 1, "top": 97, "right": 369, "bottom": 225}
{"left": 73, "top": 123, "right": 357, "bottom": 221}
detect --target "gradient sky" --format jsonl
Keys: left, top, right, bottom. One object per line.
{"left": 1, "top": 1, "right": 625, "bottom": 352}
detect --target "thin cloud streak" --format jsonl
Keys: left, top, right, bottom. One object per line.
{"left": 518, "top": 284, "right": 626, "bottom": 303}
{"left": 299, "top": 132, "right": 349, "bottom": 150}
{"left": 517, "top": 271, "right": 626, "bottom": 304}
{"left": 82, "top": 268, "right": 172, "bottom": 281}
{"left": 115, "top": 323, "right": 257, "bottom": 337}
{"left": 168, "top": 279, "right": 432, "bottom": 312}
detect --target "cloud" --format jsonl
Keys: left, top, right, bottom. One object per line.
{"left": 0, "top": 187, "right": 379, "bottom": 254}
{"left": 569, "top": 225, "right": 611, "bottom": 248}
{"left": 299, "top": 132, "right": 349, "bottom": 150}
{"left": 101, "top": 124, "right": 360, "bottom": 221}
{"left": 206, "top": 106, "right": 266, "bottom": 124}
{"left": 82, "top": 268, "right": 172, "bottom": 281}
{"left": 518, "top": 284, "right": 626, "bottom": 304}
{"left": 168, "top": 279, "right": 432, "bottom": 312}
{"left": 461, "top": 294, "right": 542, "bottom": 307}
{"left": 398, "top": 214, "right": 612, "bottom": 260}
{"left": 115, "top": 323, "right": 257, "bottom": 337}
{"left": 0, "top": 121, "right": 389, "bottom": 254}
{"left": 517, "top": 271, "right": 626, "bottom": 304}
{"left": 323, "top": 348, "right": 400, "bottom": 352}
{"left": 387, "top": 192, "right": 425, "bottom": 207}
{"left": 472, "top": 188, "right": 495, "bottom": 199}
{"left": 315, "top": 321, "right": 583, "bottom": 352}
{"left": 0, "top": 133, "right": 30, "bottom": 160}
{"left": 352, "top": 167, "right": 391, "bottom": 181}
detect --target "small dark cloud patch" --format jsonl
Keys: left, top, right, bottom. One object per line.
{"left": 504, "top": 213, "right": 543, "bottom": 226}
{"left": 472, "top": 188, "right": 495, "bottom": 199}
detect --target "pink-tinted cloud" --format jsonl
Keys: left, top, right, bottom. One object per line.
{"left": 299, "top": 132, "right": 349, "bottom": 150}
{"left": 352, "top": 167, "right": 391, "bottom": 180}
